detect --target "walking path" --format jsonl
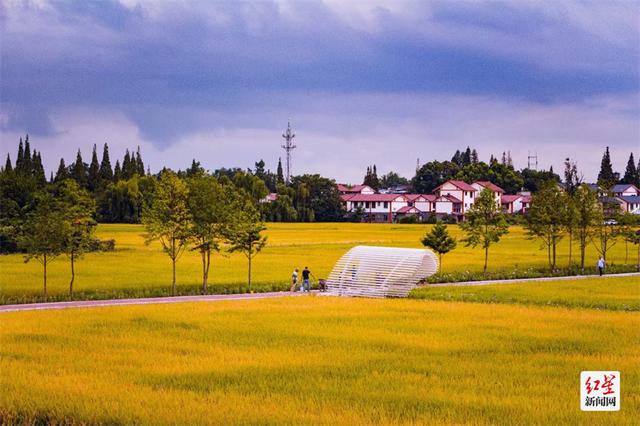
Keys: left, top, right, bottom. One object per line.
{"left": 426, "top": 271, "right": 640, "bottom": 287}
{"left": 1, "top": 272, "right": 638, "bottom": 312}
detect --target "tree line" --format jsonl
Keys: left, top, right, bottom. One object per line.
{"left": 363, "top": 146, "right": 639, "bottom": 194}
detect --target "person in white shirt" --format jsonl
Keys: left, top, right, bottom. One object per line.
{"left": 290, "top": 268, "right": 299, "bottom": 292}
{"left": 597, "top": 257, "right": 605, "bottom": 276}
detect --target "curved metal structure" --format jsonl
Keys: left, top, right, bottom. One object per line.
{"left": 325, "top": 246, "right": 439, "bottom": 298}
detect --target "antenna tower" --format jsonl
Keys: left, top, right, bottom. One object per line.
{"left": 281, "top": 121, "right": 296, "bottom": 184}
{"left": 527, "top": 151, "right": 538, "bottom": 170}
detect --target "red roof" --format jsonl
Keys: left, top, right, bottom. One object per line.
{"left": 405, "top": 194, "right": 433, "bottom": 202}
{"left": 435, "top": 194, "right": 462, "bottom": 203}
{"left": 337, "top": 184, "right": 373, "bottom": 193}
{"left": 436, "top": 180, "right": 476, "bottom": 192}
{"left": 501, "top": 195, "right": 521, "bottom": 204}
{"left": 397, "top": 206, "right": 422, "bottom": 214}
{"left": 344, "top": 194, "right": 404, "bottom": 202}
{"left": 474, "top": 181, "right": 504, "bottom": 193}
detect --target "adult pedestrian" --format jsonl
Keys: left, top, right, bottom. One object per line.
{"left": 290, "top": 268, "right": 299, "bottom": 292}
{"left": 302, "top": 266, "right": 315, "bottom": 292}
{"left": 597, "top": 256, "right": 605, "bottom": 276}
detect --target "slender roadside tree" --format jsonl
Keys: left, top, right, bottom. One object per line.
{"left": 143, "top": 171, "right": 192, "bottom": 295}
{"left": 227, "top": 200, "right": 267, "bottom": 292}
{"left": 618, "top": 213, "right": 637, "bottom": 265}
{"left": 592, "top": 198, "right": 621, "bottom": 263}
{"left": 421, "top": 222, "right": 457, "bottom": 271}
{"left": 525, "top": 182, "right": 565, "bottom": 271}
{"left": 57, "top": 180, "right": 96, "bottom": 297}
{"left": 562, "top": 191, "right": 578, "bottom": 269}
{"left": 17, "top": 191, "right": 67, "bottom": 301}
{"left": 187, "top": 174, "right": 238, "bottom": 294}
{"left": 460, "top": 188, "right": 509, "bottom": 273}
{"left": 573, "top": 184, "right": 602, "bottom": 272}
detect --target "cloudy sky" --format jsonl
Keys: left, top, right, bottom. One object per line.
{"left": 1, "top": 0, "right": 638, "bottom": 183}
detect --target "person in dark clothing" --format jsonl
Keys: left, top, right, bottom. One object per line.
{"left": 302, "top": 266, "right": 315, "bottom": 292}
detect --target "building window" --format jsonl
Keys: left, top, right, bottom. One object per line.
{"left": 383, "top": 202, "right": 388, "bottom": 208}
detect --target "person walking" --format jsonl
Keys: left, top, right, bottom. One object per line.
{"left": 290, "top": 268, "right": 299, "bottom": 292}
{"left": 302, "top": 266, "right": 315, "bottom": 292}
{"left": 597, "top": 256, "right": 605, "bottom": 276}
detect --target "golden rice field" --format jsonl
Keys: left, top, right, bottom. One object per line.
{"left": 411, "top": 276, "right": 640, "bottom": 311}
{"left": 1, "top": 281, "right": 638, "bottom": 425}
{"left": 0, "top": 223, "right": 635, "bottom": 303}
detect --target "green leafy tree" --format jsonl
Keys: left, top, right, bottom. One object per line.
{"left": 17, "top": 191, "right": 67, "bottom": 300}
{"left": 187, "top": 174, "right": 237, "bottom": 294}
{"left": 363, "top": 164, "right": 380, "bottom": 191}
{"left": 573, "top": 184, "right": 603, "bottom": 271}
{"left": 379, "top": 171, "right": 409, "bottom": 189}
{"left": 525, "top": 182, "right": 565, "bottom": 271}
{"left": 291, "top": 174, "right": 345, "bottom": 222}
{"left": 421, "top": 222, "right": 457, "bottom": 270}
{"left": 143, "top": 171, "right": 192, "bottom": 295}
{"left": 135, "top": 146, "right": 145, "bottom": 176}
{"left": 57, "top": 180, "right": 97, "bottom": 297}
{"left": 4, "top": 154, "right": 12, "bottom": 173}
{"left": 562, "top": 191, "right": 578, "bottom": 268}
{"left": 412, "top": 161, "right": 460, "bottom": 193}
{"left": 87, "top": 144, "right": 100, "bottom": 192}
{"left": 113, "top": 160, "right": 122, "bottom": 182}
{"left": 227, "top": 200, "right": 267, "bottom": 292}
{"left": 592, "top": 198, "right": 621, "bottom": 263}
{"left": 460, "top": 188, "right": 509, "bottom": 273}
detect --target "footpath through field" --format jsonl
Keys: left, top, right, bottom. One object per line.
{"left": 1, "top": 272, "right": 638, "bottom": 312}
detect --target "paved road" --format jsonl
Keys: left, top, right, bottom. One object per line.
{"left": 1, "top": 272, "right": 638, "bottom": 312}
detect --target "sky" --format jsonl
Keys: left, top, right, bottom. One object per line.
{"left": 1, "top": 0, "right": 639, "bottom": 184}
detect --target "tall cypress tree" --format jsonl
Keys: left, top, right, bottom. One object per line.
{"left": 55, "top": 158, "right": 69, "bottom": 182}
{"left": 70, "top": 149, "right": 88, "bottom": 188}
{"left": 122, "top": 149, "right": 134, "bottom": 179}
{"left": 16, "top": 138, "right": 24, "bottom": 173}
{"left": 597, "top": 146, "right": 615, "bottom": 188}
{"left": 113, "top": 160, "right": 122, "bottom": 182}
{"left": 4, "top": 153, "right": 12, "bottom": 173}
{"left": 135, "top": 146, "right": 145, "bottom": 176}
{"left": 277, "top": 158, "right": 284, "bottom": 184}
{"left": 87, "top": 144, "right": 100, "bottom": 192}
{"left": 622, "top": 153, "right": 638, "bottom": 186}
{"left": 23, "top": 135, "right": 32, "bottom": 174}
{"left": 32, "top": 151, "right": 46, "bottom": 184}
{"left": 462, "top": 147, "right": 472, "bottom": 166}
{"left": 99, "top": 143, "right": 113, "bottom": 185}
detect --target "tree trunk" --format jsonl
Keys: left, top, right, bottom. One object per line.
{"left": 69, "top": 251, "right": 75, "bottom": 298}
{"left": 483, "top": 246, "right": 488, "bottom": 273}
{"left": 201, "top": 249, "right": 207, "bottom": 295}
{"left": 568, "top": 230, "right": 573, "bottom": 268}
{"left": 552, "top": 238, "right": 557, "bottom": 272}
{"left": 172, "top": 258, "right": 176, "bottom": 296}
{"left": 439, "top": 253, "right": 443, "bottom": 272}
{"left": 547, "top": 243, "right": 551, "bottom": 269}
{"left": 248, "top": 254, "right": 252, "bottom": 292}
{"left": 580, "top": 237, "right": 586, "bottom": 272}
{"left": 43, "top": 253, "right": 48, "bottom": 302}
{"left": 204, "top": 249, "right": 211, "bottom": 295}
{"left": 625, "top": 240, "right": 628, "bottom": 264}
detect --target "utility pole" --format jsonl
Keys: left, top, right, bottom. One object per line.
{"left": 281, "top": 121, "right": 296, "bottom": 184}
{"left": 527, "top": 151, "right": 538, "bottom": 170}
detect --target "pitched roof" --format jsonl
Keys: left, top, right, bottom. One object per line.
{"left": 436, "top": 180, "right": 476, "bottom": 192}
{"left": 405, "top": 194, "right": 433, "bottom": 202}
{"left": 397, "top": 206, "right": 422, "bottom": 214}
{"left": 337, "top": 184, "right": 373, "bottom": 193}
{"left": 474, "top": 181, "right": 505, "bottom": 193}
{"left": 501, "top": 195, "right": 522, "bottom": 203}
{"left": 344, "top": 194, "right": 404, "bottom": 202}
{"left": 435, "top": 194, "right": 462, "bottom": 203}
{"left": 611, "top": 184, "right": 639, "bottom": 193}
{"left": 619, "top": 195, "right": 640, "bottom": 203}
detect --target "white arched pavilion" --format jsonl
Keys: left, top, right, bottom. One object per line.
{"left": 324, "top": 246, "right": 439, "bottom": 298}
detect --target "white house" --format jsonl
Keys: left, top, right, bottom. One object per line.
{"left": 337, "top": 184, "right": 375, "bottom": 195}
{"left": 501, "top": 194, "right": 530, "bottom": 214}
{"left": 472, "top": 181, "right": 504, "bottom": 207}
{"left": 611, "top": 184, "right": 640, "bottom": 197}
{"left": 617, "top": 196, "right": 640, "bottom": 214}
{"left": 342, "top": 193, "right": 409, "bottom": 222}
{"left": 434, "top": 180, "right": 476, "bottom": 213}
